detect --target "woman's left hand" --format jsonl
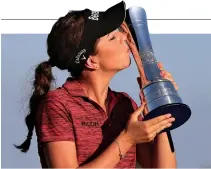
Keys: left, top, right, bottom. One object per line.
{"left": 157, "top": 62, "right": 179, "bottom": 91}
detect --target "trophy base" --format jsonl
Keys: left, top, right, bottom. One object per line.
{"left": 143, "top": 103, "right": 191, "bottom": 132}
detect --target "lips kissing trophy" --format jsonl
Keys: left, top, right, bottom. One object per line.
{"left": 121, "top": 7, "right": 191, "bottom": 152}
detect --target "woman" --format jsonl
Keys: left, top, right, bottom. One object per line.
{"left": 15, "top": 1, "right": 177, "bottom": 168}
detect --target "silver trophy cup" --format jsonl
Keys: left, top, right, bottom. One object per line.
{"left": 125, "top": 7, "right": 191, "bottom": 132}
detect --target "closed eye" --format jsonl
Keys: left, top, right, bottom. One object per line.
{"left": 109, "top": 36, "right": 116, "bottom": 41}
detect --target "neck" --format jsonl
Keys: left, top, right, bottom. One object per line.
{"left": 78, "top": 72, "right": 115, "bottom": 109}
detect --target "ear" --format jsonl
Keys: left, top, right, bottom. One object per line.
{"left": 84, "top": 55, "right": 99, "bottom": 70}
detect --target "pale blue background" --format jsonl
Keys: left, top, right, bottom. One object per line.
{"left": 1, "top": 34, "right": 211, "bottom": 168}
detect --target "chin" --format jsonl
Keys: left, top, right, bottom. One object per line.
{"left": 119, "top": 58, "right": 131, "bottom": 71}
{"left": 125, "top": 58, "right": 131, "bottom": 68}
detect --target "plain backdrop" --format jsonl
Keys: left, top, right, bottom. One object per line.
{"left": 1, "top": 34, "right": 211, "bottom": 168}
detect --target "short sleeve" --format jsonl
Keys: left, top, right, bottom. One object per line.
{"left": 35, "top": 92, "right": 75, "bottom": 143}
{"left": 120, "top": 92, "right": 144, "bottom": 121}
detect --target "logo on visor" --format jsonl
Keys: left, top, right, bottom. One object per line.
{"left": 88, "top": 11, "right": 99, "bottom": 21}
{"left": 75, "top": 49, "right": 86, "bottom": 64}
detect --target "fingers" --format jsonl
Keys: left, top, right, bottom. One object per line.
{"left": 157, "top": 62, "right": 164, "bottom": 70}
{"left": 147, "top": 116, "right": 175, "bottom": 134}
{"left": 158, "top": 62, "right": 173, "bottom": 80}
{"left": 161, "top": 71, "right": 174, "bottom": 81}
{"left": 120, "top": 22, "right": 133, "bottom": 43}
{"left": 120, "top": 22, "right": 137, "bottom": 49}
{"left": 160, "top": 70, "right": 171, "bottom": 77}
{"left": 145, "top": 113, "right": 172, "bottom": 127}
{"left": 172, "top": 81, "right": 179, "bottom": 90}
{"left": 160, "top": 71, "right": 179, "bottom": 90}
{"left": 155, "top": 122, "right": 172, "bottom": 134}
{"left": 120, "top": 22, "right": 129, "bottom": 33}
{"left": 131, "top": 102, "right": 146, "bottom": 120}
{"left": 140, "top": 114, "right": 175, "bottom": 142}
{"left": 144, "top": 122, "right": 172, "bottom": 142}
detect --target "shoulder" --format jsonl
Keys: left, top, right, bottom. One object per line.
{"left": 36, "top": 87, "right": 73, "bottom": 128}
{"left": 36, "top": 88, "right": 75, "bottom": 143}
{"left": 42, "top": 86, "right": 72, "bottom": 105}
{"left": 37, "top": 87, "right": 72, "bottom": 118}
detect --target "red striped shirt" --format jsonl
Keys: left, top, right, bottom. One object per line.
{"left": 35, "top": 77, "right": 142, "bottom": 168}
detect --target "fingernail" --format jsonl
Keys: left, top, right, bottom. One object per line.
{"left": 171, "top": 118, "right": 175, "bottom": 121}
{"left": 157, "top": 62, "right": 162, "bottom": 67}
{"left": 167, "top": 114, "right": 172, "bottom": 118}
{"left": 167, "top": 123, "right": 172, "bottom": 127}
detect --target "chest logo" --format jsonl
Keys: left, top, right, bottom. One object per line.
{"left": 81, "top": 121, "right": 100, "bottom": 127}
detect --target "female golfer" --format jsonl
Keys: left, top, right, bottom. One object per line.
{"left": 15, "top": 1, "right": 177, "bottom": 168}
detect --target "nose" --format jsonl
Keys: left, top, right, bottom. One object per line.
{"left": 120, "top": 32, "right": 129, "bottom": 49}
{"left": 122, "top": 34, "right": 127, "bottom": 43}
{"left": 116, "top": 32, "right": 127, "bottom": 44}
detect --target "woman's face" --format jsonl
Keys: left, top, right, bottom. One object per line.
{"left": 93, "top": 29, "right": 131, "bottom": 72}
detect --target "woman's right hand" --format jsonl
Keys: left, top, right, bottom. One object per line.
{"left": 125, "top": 102, "right": 175, "bottom": 144}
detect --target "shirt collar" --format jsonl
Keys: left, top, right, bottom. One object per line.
{"left": 62, "top": 77, "right": 115, "bottom": 99}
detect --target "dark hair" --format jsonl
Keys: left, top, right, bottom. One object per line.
{"left": 14, "top": 10, "right": 90, "bottom": 152}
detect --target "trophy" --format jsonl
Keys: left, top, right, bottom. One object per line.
{"left": 124, "top": 7, "right": 191, "bottom": 135}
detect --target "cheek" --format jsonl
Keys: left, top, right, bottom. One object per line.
{"left": 97, "top": 43, "right": 130, "bottom": 69}
{"left": 100, "top": 55, "right": 117, "bottom": 69}
{"left": 100, "top": 53, "right": 130, "bottom": 70}
{"left": 98, "top": 45, "right": 116, "bottom": 63}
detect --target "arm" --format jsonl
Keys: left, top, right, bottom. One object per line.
{"left": 136, "top": 142, "right": 152, "bottom": 168}
{"left": 136, "top": 132, "right": 177, "bottom": 168}
{"left": 151, "top": 62, "right": 177, "bottom": 167}
{"left": 44, "top": 130, "right": 133, "bottom": 168}
{"left": 151, "top": 132, "right": 177, "bottom": 168}
{"left": 136, "top": 62, "right": 178, "bottom": 168}
{"left": 129, "top": 94, "right": 176, "bottom": 168}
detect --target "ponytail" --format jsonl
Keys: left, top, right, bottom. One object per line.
{"left": 14, "top": 61, "right": 54, "bottom": 152}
